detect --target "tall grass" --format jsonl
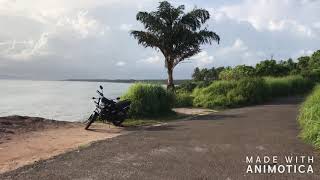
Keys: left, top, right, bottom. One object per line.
{"left": 174, "top": 91, "right": 194, "bottom": 107}
{"left": 298, "top": 85, "right": 320, "bottom": 148}
{"left": 193, "top": 80, "right": 237, "bottom": 108}
{"left": 191, "top": 76, "right": 313, "bottom": 109}
{"left": 264, "top": 75, "right": 314, "bottom": 97}
{"left": 122, "top": 83, "right": 174, "bottom": 118}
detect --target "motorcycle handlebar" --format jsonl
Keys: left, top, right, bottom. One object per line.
{"left": 96, "top": 90, "right": 103, "bottom": 96}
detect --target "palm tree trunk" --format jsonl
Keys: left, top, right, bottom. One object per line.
{"left": 167, "top": 67, "right": 174, "bottom": 90}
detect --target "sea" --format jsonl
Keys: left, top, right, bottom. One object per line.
{"left": 0, "top": 80, "right": 131, "bottom": 122}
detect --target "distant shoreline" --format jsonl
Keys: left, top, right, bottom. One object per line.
{"left": 64, "top": 79, "right": 190, "bottom": 85}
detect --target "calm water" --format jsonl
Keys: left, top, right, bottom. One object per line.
{"left": 0, "top": 80, "right": 131, "bottom": 122}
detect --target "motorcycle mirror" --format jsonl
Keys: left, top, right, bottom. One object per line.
{"left": 99, "top": 85, "right": 103, "bottom": 90}
{"left": 116, "top": 97, "right": 120, "bottom": 100}
{"left": 92, "top": 97, "right": 96, "bottom": 100}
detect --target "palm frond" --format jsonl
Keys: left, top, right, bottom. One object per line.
{"left": 136, "top": 12, "right": 165, "bottom": 34}
{"left": 197, "top": 29, "right": 220, "bottom": 44}
{"left": 130, "top": 31, "right": 161, "bottom": 49}
{"left": 180, "top": 9, "right": 210, "bottom": 30}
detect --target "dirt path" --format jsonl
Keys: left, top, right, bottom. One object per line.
{"left": 1, "top": 97, "right": 320, "bottom": 179}
{"left": 0, "top": 117, "right": 123, "bottom": 173}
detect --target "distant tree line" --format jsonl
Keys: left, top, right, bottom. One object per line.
{"left": 192, "top": 50, "right": 320, "bottom": 82}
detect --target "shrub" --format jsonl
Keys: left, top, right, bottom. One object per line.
{"left": 302, "top": 69, "right": 320, "bottom": 83}
{"left": 228, "top": 78, "right": 268, "bottom": 105}
{"left": 298, "top": 85, "right": 320, "bottom": 148}
{"left": 174, "top": 91, "right": 194, "bottom": 107}
{"left": 219, "top": 65, "right": 256, "bottom": 80}
{"left": 193, "top": 78, "right": 271, "bottom": 108}
{"left": 122, "top": 83, "right": 174, "bottom": 118}
{"left": 176, "top": 81, "right": 197, "bottom": 92}
{"left": 192, "top": 80, "right": 237, "bottom": 108}
{"left": 265, "top": 75, "right": 314, "bottom": 97}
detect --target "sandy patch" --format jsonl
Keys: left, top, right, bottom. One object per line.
{"left": 173, "top": 108, "right": 217, "bottom": 115}
{"left": 0, "top": 116, "right": 123, "bottom": 173}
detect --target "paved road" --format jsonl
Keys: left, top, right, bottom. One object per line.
{"left": 1, "top": 97, "right": 320, "bottom": 180}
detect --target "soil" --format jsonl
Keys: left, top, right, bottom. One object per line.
{"left": 0, "top": 116, "right": 123, "bottom": 173}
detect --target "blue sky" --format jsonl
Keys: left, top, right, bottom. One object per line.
{"left": 0, "top": 0, "right": 319, "bottom": 80}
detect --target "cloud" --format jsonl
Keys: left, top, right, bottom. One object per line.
{"left": 0, "top": 0, "right": 319, "bottom": 79}
{"left": 56, "top": 11, "right": 109, "bottom": 38}
{"left": 116, "top": 61, "right": 126, "bottom": 66}
{"left": 138, "top": 55, "right": 163, "bottom": 64}
{"left": 211, "top": 38, "right": 266, "bottom": 67}
{"left": 0, "top": 33, "right": 50, "bottom": 60}
{"left": 119, "top": 24, "right": 134, "bottom": 31}
{"left": 190, "top": 51, "right": 214, "bottom": 67}
{"left": 219, "top": 0, "right": 320, "bottom": 38}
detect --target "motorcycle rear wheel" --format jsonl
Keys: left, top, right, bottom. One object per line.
{"left": 112, "top": 118, "right": 125, "bottom": 127}
{"left": 85, "top": 113, "right": 98, "bottom": 130}
{"left": 112, "top": 111, "right": 127, "bottom": 127}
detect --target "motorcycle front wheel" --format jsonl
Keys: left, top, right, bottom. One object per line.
{"left": 85, "top": 113, "right": 98, "bottom": 130}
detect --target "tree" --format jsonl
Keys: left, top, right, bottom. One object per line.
{"left": 218, "top": 65, "right": 255, "bottom": 80}
{"left": 131, "top": 1, "right": 220, "bottom": 90}
{"left": 192, "top": 67, "right": 202, "bottom": 81}
{"left": 297, "top": 56, "right": 311, "bottom": 72}
{"left": 309, "top": 50, "right": 320, "bottom": 70}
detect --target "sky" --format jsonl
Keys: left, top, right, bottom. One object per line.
{"left": 0, "top": 0, "right": 319, "bottom": 80}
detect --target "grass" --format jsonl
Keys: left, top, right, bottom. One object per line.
{"left": 298, "top": 85, "right": 320, "bottom": 148}
{"left": 122, "top": 83, "right": 174, "bottom": 118}
{"left": 190, "top": 75, "right": 314, "bottom": 109}
{"left": 174, "top": 91, "right": 194, "bottom": 107}
{"left": 264, "top": 75, "right": 314, "bottom": 97}
{"left": 192, "top": 78, "right": 267, "bottom": 108}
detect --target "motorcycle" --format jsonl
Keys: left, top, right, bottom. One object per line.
{"left": 85, "top": 85, "right": 131, "bottom": 130}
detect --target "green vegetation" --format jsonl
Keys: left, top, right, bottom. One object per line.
{"left": 131, "top": 1, "right": 219, "bottom": 89}
{"left": 174, "top": 91, "right": 194, "bottom": 107}
{"left": 191, "top": 76, "right": 313, "bottom": 109}
{"left": 187, "top": 49, "right": 320, "bottom": 89}
{"left": 122, "top": 83, "right": 174, "bottom": 118}
{"left": 174, "top": 49, "right": 320, "bottom": 110}
{"left": 192, "top": 78, "right": 267, "bottom": 108}
{"left": 298, "top": 85, "right": 320, "bottom": 148}
{"left": 219, "top": 65, "right": 256, "bottom": 80}
{"left": 265, "top": 76, "right": 313, "bottom": 97}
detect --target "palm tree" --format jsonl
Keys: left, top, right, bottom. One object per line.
{"left": 131, "top": 1, "right": 220, "bottom": 90}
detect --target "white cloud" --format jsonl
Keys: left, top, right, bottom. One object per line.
{"left": 219, "top": 0, "right": 320, "bottom": 38}
{"left": 212, "top": 38, "right": 266, "bottom": 66}
{"left": 56, "top": 11, "right": 108, "bottom": 38}
{"left": 217, "top": 39, "right": 248, "bottom": 55}
{"left": 119, "top": 24, "right": 134, "bottom": 31}
{"left": 138, "top": 55, "right": 163, "bottom": 64}
{"left": 0, "top": 0, "right": 319, "bottom": 79}
{"left": 116, "top": 61, "right": 126, "bottom": 66}
{"left": 295, "top": 49, "right": 314, "bottom": 58}
{"left": 190, "top": 51, "right": 214, "bottom": 67}
{"left": 0, "top": 33, "right": 50, "bottom": 60}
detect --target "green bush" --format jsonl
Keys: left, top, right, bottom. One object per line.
{"left": 176, "top": 81, "right": 198, "bottom": 92}
{"left": 298, "top": 85, "right": 320, "bottom": 148}
{"left": 265, "top": 75, "right": 314, "bottom": 97}
{"left": 219, "top": 65, "right": 256, "bottom": 80}
{"left": 192, "top": 77, "right": 300, "bottom": 108}
{"left": 228, "top": 78, "right": 268, "bottom": 105}
{"left": 174, "top": 91, "right": 194, "bottom": 107}
{"left": 302, "top": 69, "right": 320, "bottom": 83}
{"left": 122, "top": 83, "right": 174, "bottom": 118}
{"left": 192, "top": 80, "right": 237, "bottom": 108}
